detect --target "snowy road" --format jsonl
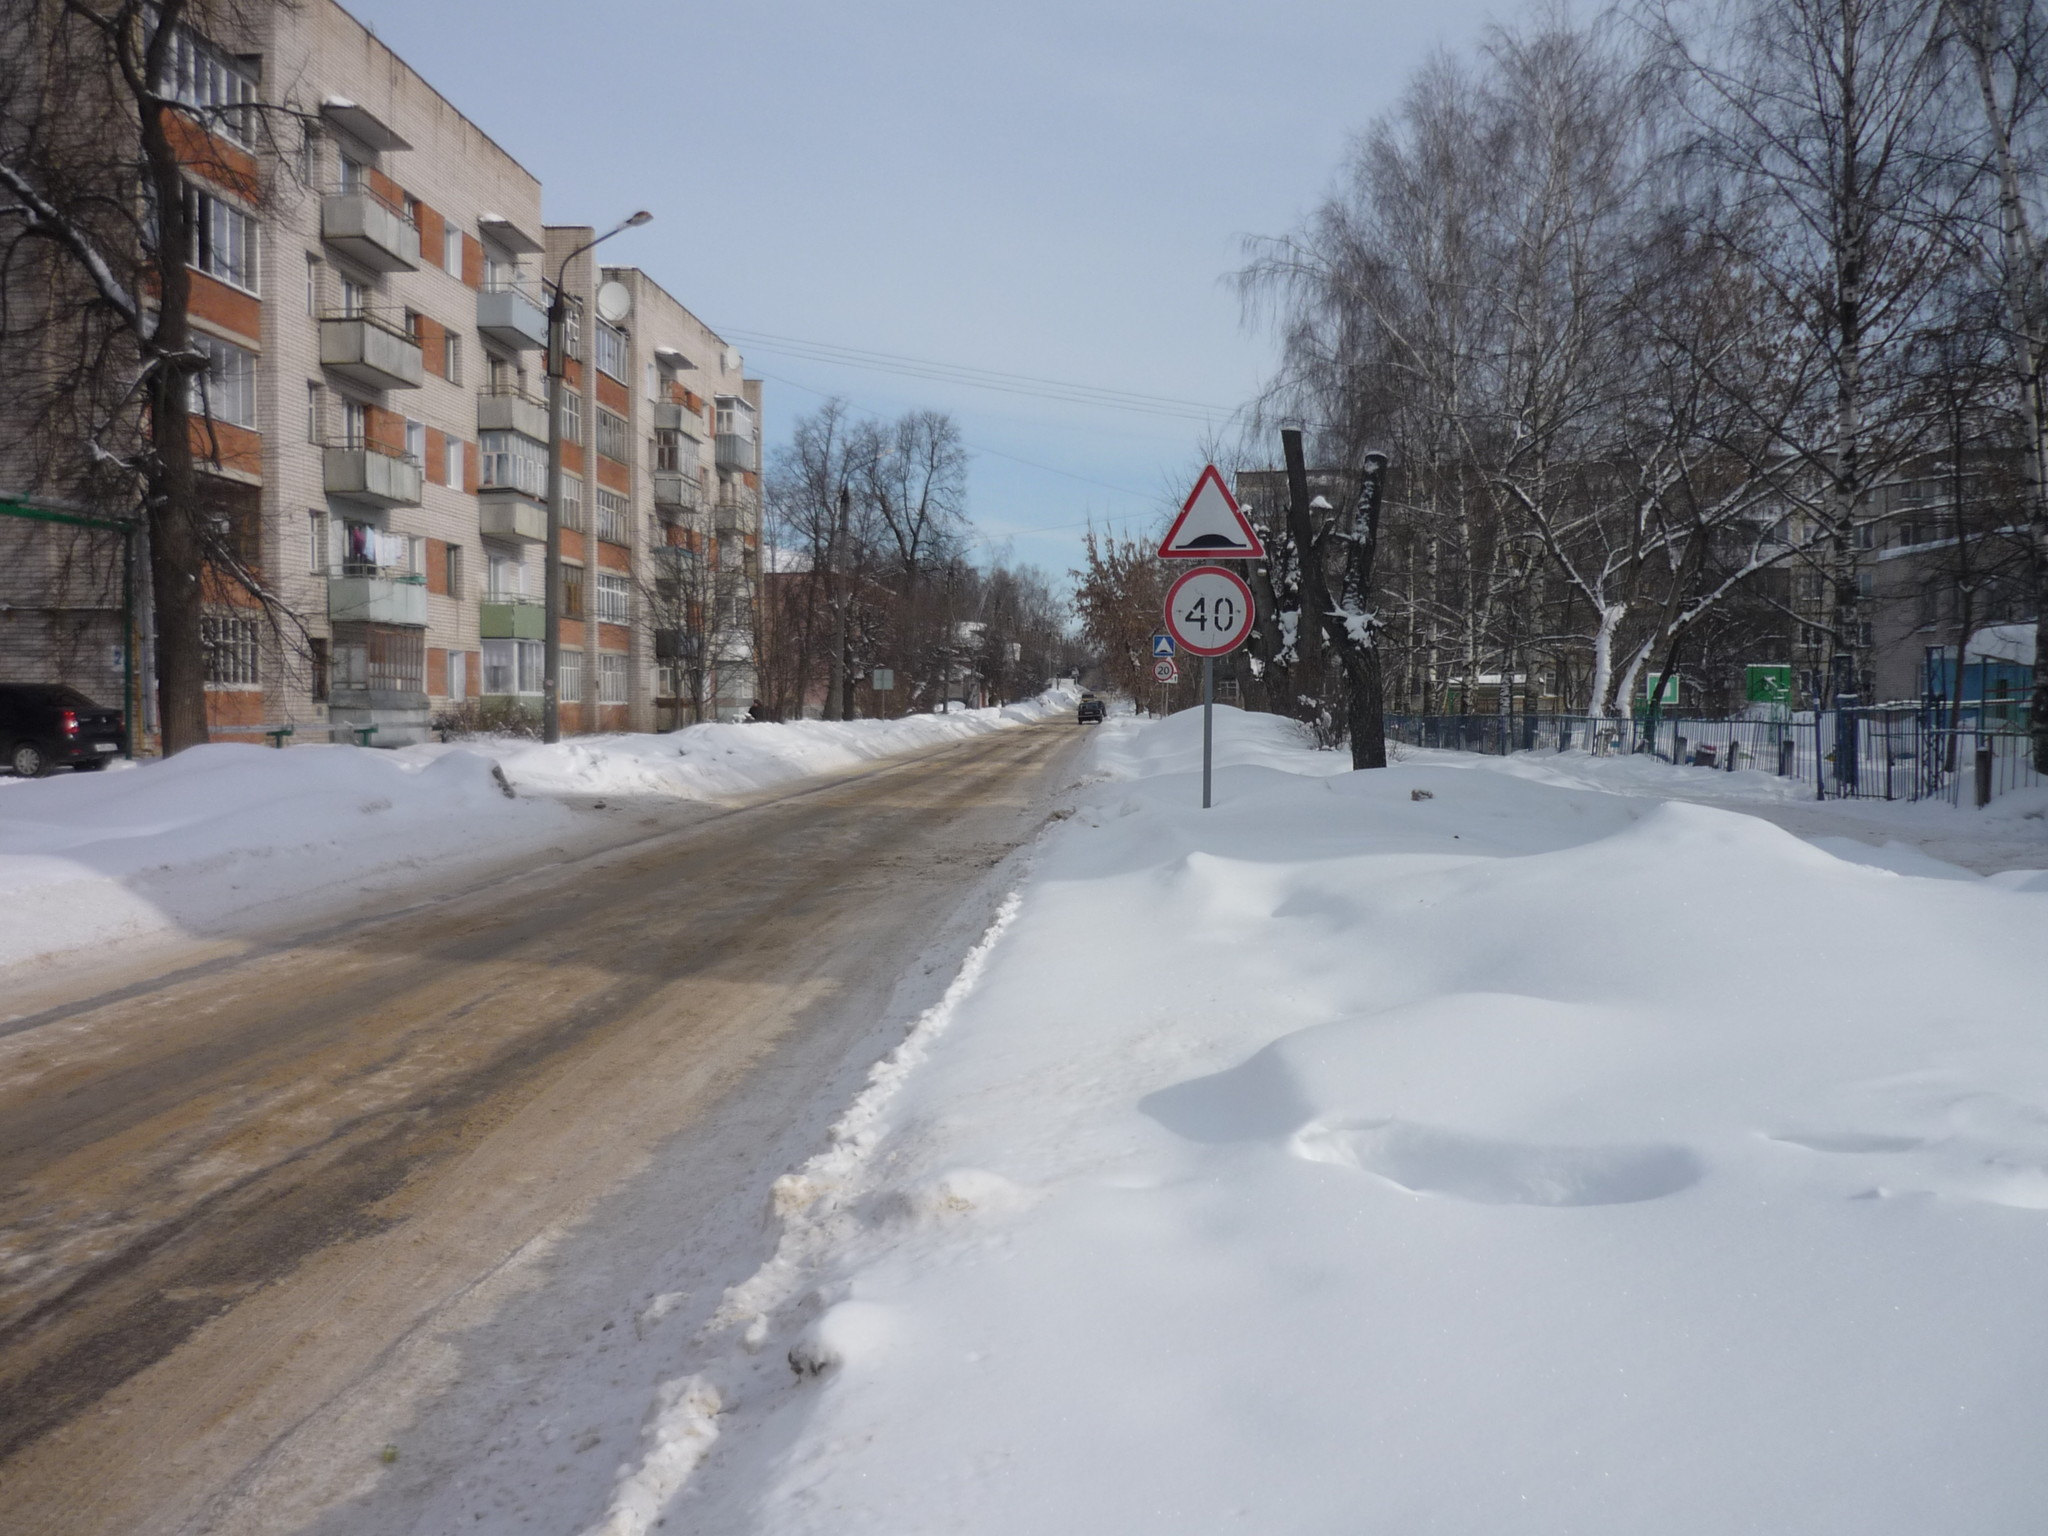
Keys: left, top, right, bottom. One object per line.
{"left": 0, "top": 720, "right": 1083, "bottom": 1536}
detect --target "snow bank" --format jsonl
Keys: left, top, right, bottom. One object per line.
{"left": 0, "top": 689, "right": 1075, "bottom": 977}
{"left": 0, "top": 744, "right": 577, "bottom": 974}
{"left": 482, "top": 690, "right": 1075, "bottom": 800}
{"left": 667, "top": 704, "right": 2048, "bottom": 1534}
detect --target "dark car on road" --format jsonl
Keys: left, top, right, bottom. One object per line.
{"left": 1, "top": 684, "right": 125, "bottom": 777}
{"left": 1077, "top": 694, "right": 1106, "bottom": 724}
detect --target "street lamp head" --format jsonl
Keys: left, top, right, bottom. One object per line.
{"left": 625, "top": 210, "right": 653, "bottom": 227}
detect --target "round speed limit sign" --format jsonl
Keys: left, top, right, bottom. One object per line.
{"left": 1163, "top": 564, "right": 1255, "bottom": 657}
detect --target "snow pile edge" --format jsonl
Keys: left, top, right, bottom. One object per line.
{"left": 582, "top": 891, "right": 1027, "bottom": 1536}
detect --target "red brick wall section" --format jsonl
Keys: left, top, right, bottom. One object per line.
{"left": 365, "top": 405, "right": 406, "bottom": 456}
{"left": 205, "top": 690, "right": 265, "bottom": 729}
{"left": 595, "top": 374, "right": 629, "bottom": 413}
{"left": 596, "top": 542, "right": 632, "bottom": 572}
{"left": 369, "top": 167, "right": 404, "bottom": 209}
{"left": 189, "top": 272, "right": 261, "bottom": 342}
{"left": 166, "top": 113, "right": 259, "bottom": 200}
{"left": 596, "top": 457, "right": 630, "bottom": 493}
{"left": 416, "top": 204, "right": 445, "bottom": 265}
{"left": 461, "top": 235, "right": 484, "bottom": 289}
{"left": 189, "top": 418, "right": 262, "bottom": 478}
{"left": 426, "top": 428, "right": 446, "bottom": 483}
{"left": 427, "top": 647, "right": 448, "bottom": 696}
{"left": 464, "top": 441, "right": 480, "bottom": 495}
{"left": 426, "top": 539, "right": 449, "bottom": 596}
{"left": 417, "top": 315, "right": 445, "bottom": 378}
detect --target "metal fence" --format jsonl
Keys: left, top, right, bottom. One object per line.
{"left": 1384, "top": 710, "right": 2040, "bottom": 807}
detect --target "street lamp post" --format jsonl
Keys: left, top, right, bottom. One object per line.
{"left": 543, "top": 211, "right": 652, "bottom": 744}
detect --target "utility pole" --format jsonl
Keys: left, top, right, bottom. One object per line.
{"left": 544, "top": 212, "right": 651, "bottom": 744}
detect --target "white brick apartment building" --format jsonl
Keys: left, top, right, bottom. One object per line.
{"left": 3, "top": 0, "right": 764, "bottom": 747}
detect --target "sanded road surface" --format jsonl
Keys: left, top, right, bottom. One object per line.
{"left": 0, "top": 721, "right": 1081, "bottom": 1535}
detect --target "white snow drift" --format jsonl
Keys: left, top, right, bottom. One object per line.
{"left": 655, "top": 705, "right": 2048, "bottom": 1535}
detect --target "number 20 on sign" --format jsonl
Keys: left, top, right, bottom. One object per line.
{"left": 1163, "top": 565, "right": 1255, "bottom": 657}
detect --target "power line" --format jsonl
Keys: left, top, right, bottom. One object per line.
{"left": 721, "top": 326, "right": 1249, "bottom": 426}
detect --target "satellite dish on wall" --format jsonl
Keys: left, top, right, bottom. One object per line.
{"left": 595, "top": 281, "right": 633, "bottom": 324}
{"left": 722, "top": 346, "right": 741, "bottom": 373}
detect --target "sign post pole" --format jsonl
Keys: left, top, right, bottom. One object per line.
{"left": 1203, "top": 655, "right": 1215, "bottom": 810}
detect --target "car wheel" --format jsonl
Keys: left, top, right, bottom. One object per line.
{"left": 10, "top": 741, "right": 50, "bottom": 778}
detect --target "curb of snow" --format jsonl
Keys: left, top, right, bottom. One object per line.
{"left": 580, "top": 891, "right": 1027, "bottom": 1536}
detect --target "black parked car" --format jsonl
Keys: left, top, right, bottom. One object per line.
{"left": 1077, "top": 694, "right": 1106, "bottom": 724}
{"left": 0, "top": 684, "right": 125, "bottom": 777}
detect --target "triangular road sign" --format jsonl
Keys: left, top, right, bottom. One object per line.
{"left": 1159, "top": 465, "right": 1265, "bottom": 560}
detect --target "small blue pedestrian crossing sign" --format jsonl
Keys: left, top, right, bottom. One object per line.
{"left": 1152, "top": 633, "right": 1176, "bottom": 658}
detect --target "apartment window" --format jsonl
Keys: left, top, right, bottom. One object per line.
{"left": 310, "top": 637, "right": 330, "bottom": 702}
{"left": 555, "top": 382, "right": 584, "bottom": 444}
{"left": 201, "top": 611, "right": 261, "bottom": 687}
{"left": 405, "top": 418, "right": 426, "bottom": 465}
{"left": 597, "top": 571, "right": 632, "bottom": 624}
{"left": 561, "top": 475, "right": 585, "bottom": 532}
{"left": 1856, "top": 571, "right": 1875, "bottom": 599}
{"left": 598, "top": 652, "right": 629, "bottom": 704}
{"left": 563, "top": 297, "right": 583, "bottom": 358}
{"left": 595, "top": 321, "right": 628, "bottom": 381}
{"left": 445, "top": 226, "right": 463, "bottom": 276}
{"left": 445, "top": 435, "right": 464, "bottom": 488}
{"left": 595, "top": 407, "right": 630, "bottom": 463}
{"left": 339, "top": 155, "right": 367, "bottom": 193}
{"left": 447, "top": 650, "right": 467, "bottom": 701}
{"left": 158, "top": 24, "right": 257, "bottom": 144}
{"left": 445, "top": 544, "right": 465, "bottom": 598}
{"left": 305, "top": 253, "right": 321, "bottom": 316}
{"left": 183, "top": 183, "right": 258, "bottom": 292}
{"left": 1897, "top": 521, "right": 1917, "bottom": 548}
{"left": 340, "top": 277, "right": 368, "bottom": 317}
{"left": 403, "top": 308, "right": 422, "bottom": 345}
{"left": 596, "top": 488, "right": 631, "bottom": 545}
{"left": 443, "top": 331, "right": 462, "bottom": 384}
{"left": 340, "top": 398, "right": 367, "bottom": 449}
{"left": 562, "top": 648, "right": 583, "bottom": 702}
{"left": 654, "top": 428, "right": 699, "bottom": 474}
{"left": 487, "top": 553, "right": 524, "bottom": 600}
{"left": 332, "top": 623, "right": 424, "bottom": 694}
{"left": 308, "top": 509, "right": 329, "bottom": 574}
{"left": 479, "top": 430, "right": 546, "bottom": 496}
{"left": 188, "top": 333, "right": 256, "bottom": 429}
{"left": 563, "top": 565, "right": 586, "bottom": 619}
{"left": 305, "top": 381, "right": 322, "bottom": 443}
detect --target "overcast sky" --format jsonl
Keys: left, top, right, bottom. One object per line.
{"left": 345, "top": 0, "right": 1504, "bottom": 582}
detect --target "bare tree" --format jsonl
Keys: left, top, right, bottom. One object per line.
{"left": 0, "top": 0, "right": 302, "bottom": 752}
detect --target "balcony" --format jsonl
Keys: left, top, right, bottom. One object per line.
{"left": 328, "top": 573, "right": 428, "bottom": 627}
{"left": 477, "top": 282, "right": 548, "bottom": 351}
{"left": 479, "top": 494, "right": 548, "bottom": 543}
{"left": 323, "top": 443, "right": 422, "bottom": 506}
{"left": 714, "top": 497, "right": 751, "bottom": 536}
{"left": 714, "top": 432, "right": 756, "bottom": 473}
{"left": 480, "top": 595, "right": 546, "bottom": 640}
{"left": 652, "top": 468, "right": 703, "bottom": 517}
{"left": 477, "top": 386, "right": 549, "bottom": 443}
{"left": 714, "top": 396, "right": 757, "bottom": 472}
{"left": 320, "top": 189, "right": 420, "bottom": 272}
{"left": 652, "top": 401, "right": 695, "bottom": 432}
{"left": 320, "top": 312, "right": 424, "bottom": 390}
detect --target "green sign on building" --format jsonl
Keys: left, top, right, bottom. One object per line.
{"left": 1745, "top": 664, "right": 1793, "bottom": 705}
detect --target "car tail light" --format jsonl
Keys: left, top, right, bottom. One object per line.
{"left": 61, "top": 710, "right": 78, "bottom": 735}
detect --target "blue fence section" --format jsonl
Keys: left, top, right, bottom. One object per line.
{"left": 1384, "top": 711, "right": 2040, "bottom": 807}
